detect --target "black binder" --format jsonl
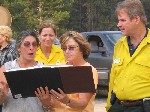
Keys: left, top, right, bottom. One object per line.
{"left": 4, "top": 66, "right": 96, "bottom": 99}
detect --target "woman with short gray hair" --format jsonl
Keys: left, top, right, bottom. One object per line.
{"left": 0, "top": 30, "right": 46, "bottom": 112}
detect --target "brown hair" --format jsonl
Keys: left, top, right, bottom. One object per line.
{"left": 38, "top": 20, "right": 57, "bottom": 35}
{"left": 60, "top": 31, "right": 91, "bottom": 59}
{"left": 115, "top": 0, "right": 147, "bottom": 25}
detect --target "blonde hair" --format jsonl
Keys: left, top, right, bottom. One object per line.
{"left": 0, "top": 25, "right": 12, "bottom": 43}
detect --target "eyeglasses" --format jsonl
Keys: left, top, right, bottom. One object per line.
{"left": 61, "top": 46, "right": 78, "bottom": 51}
{"left": 23, "top": 41, "right": 38, "bottom": 48}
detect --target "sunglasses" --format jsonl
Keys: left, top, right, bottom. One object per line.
{"left": 23, "top": 41, "right": 38, "bottom": 48}
{"left": 61, "top": 46, "right": 78, "bottom": 51}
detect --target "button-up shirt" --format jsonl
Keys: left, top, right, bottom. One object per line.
{"left": 106, "top": 29, "right": 150, "bottom": 111}
{"left": 35, "top": 44, "right": 66, "bottom": 65}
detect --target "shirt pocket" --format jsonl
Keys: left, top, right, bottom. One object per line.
{"left": 135, "top": 57, "right": 150, "bottom": 68}
{"left": 134, "top": 57, "right": 150, "bottom": 80}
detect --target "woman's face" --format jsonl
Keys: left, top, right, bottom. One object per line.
{"left": 39, "top": 27, "right": 56, "bottom": 47}
{"left": 0, "top": 35, "right": 6, "bottom": 45}
{"left": 19, "top": 36, "right": 38, "bottom": 60}
{"left": 61, "top": 38, "right": 83, "bottom": 63}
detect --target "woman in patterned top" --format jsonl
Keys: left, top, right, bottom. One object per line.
{"left": 0, "top": 25, "right": 17, "bottom": 67}
{"left": 0, "top": 25, "right": 17, "bottom": 112}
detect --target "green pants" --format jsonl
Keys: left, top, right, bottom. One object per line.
{"left": 108, "top": 101, "right": 144, "bottom": 112}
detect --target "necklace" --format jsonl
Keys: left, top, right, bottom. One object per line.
{"left": 17, "top": 58, "right": 37, "bottom": 68}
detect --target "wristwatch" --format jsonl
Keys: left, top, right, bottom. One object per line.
{"left": 66, "top": 99, "right": 71, "bottom": 106}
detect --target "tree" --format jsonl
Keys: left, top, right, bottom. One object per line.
{"left": 1, "top": 0, "right": 74, "bottom": 37}
{"left": 142, "top": 0, "right": 150, "bottom": 27}
{"left": 1, "top": 0, "right": 150, "bottom": 36}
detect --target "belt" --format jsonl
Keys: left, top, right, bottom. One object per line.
{"left": 116, "top": 98, "right": 143, "bottom": 106}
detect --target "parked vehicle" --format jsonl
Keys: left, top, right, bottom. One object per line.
{"left": 81, "top": 31, "right": 123, "bottom": 96}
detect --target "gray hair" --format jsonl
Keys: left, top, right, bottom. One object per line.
{"left": 16, "top": 30, "right": 39, "bottom": 55}
{"left": 115, "top": 0, "right": 147, "bottom": 25}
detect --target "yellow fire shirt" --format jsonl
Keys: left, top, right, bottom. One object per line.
{"left": 35, "top": 44, "right": 66, "bottom": 65}
{"left": 106, "top": 29, "right": 150, "bottom": 111}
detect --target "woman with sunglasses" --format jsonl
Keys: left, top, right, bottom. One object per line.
{"left": 35, "top": 20, "right": 66, "bottom": 65}
{"left": 35, "top": 31, "right": 98, "bottom": 112}
{"left": 0, "top": 30, "right": 47, "bottom": 112}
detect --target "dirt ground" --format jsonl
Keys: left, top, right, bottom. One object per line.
{"left": 94, "top": 96, "right": 107, "bottom": 112}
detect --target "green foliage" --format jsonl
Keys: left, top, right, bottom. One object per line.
{"left": 1, "top": 0, "right": 150, "bottom": 38}
{"left": 1, "top": 0, "right": 74, "bottom": 37}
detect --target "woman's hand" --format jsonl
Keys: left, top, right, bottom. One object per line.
{"left": 50, "top": 88, "right": 70, "bottom": 105}
{"left": 35, "top": 86, "right": 52, "bottom": 109}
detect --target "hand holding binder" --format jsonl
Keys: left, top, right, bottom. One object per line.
{"left": 4, "top": 66, "right": 96, "bottom": 99}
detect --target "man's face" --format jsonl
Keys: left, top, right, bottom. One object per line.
{"left": 117, "top": 10, "right": 137, "bottom": 36}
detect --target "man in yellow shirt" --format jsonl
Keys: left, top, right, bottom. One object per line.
{"left": 106, "top": 0, "right": 150, "bottom": 112}
{"left": 34, "top": 20, "right": 66, "bottom": 65}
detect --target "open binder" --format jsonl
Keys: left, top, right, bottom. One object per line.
{"left": 4, "top": 66, "right": 96, "bottom": 99}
